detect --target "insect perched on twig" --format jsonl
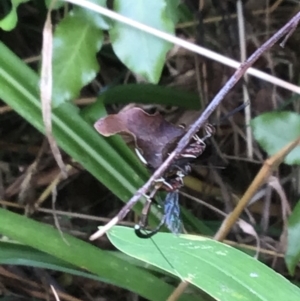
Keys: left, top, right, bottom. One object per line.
{"left": 134, "top": 123, "right": 215, "bottom": 238}
{"left": 90, "top": 103, "right": 247, "bottom": 241}
{"left": 133, "top": 102, "right": 249, "bottom": 238}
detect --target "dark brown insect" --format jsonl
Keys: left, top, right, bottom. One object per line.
{"left": 93, "top": 103, "right": 246, "bottom": 239}
{"left": 134, "top": 102, "right": 247, "bottom": 238}
{"left": 134, "top": 124, "right": 214, "bottom": 238}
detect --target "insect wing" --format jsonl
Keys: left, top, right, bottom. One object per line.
{"left": 164, "top": 191, "right": 182, "bottom": 234}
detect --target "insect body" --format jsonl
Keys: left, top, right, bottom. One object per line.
{"left": 134, "top": 123, "right": 214, "bottom": 238}
{"left": 92, "top": 104, "right": 246, "bottom": 240}
{"left": 135, "top": 191, "right": 182, "bottom": 238}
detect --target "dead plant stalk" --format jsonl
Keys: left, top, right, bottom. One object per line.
{"left": 214, "top": 137, "right": 300, "bottom": 241}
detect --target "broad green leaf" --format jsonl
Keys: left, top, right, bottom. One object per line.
{"left": 180, "top": 206, "right": 214, "bottom": 235}
{"left": 93, "top": 83, "right": 202, "bottom": 109}
{"left": 107, "top": 226, "right": 300, "bottom": 301}
{"left": 0, "top": 0, "right": 29, "bottom": 31}
{"left": 0, "top": 240, "right": 181, "bottom": 284}
{"left": 165, "top": 0, "right": 181, "bottom": 24}
{"left": 52, "top": 0, "right": 108, "bottom": 106}
{"left": 0, "top": 41, "right": 157, "bottom": 217}
{"left": 0, "top": 241, "right": 102, "bottom": 280}
{"left": 0, "top": 209, "right": 189, "bottom": 301}
{"left": 286, "top": 201, "right": 300, "bottom": 275}
{"left": 110, "top": 0, "right": 174, "bottom": 83}
{"left": 251, "top": 111, "right": 300, "bottom": 165}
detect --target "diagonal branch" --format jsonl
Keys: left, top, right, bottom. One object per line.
{"left": 90, "top": 12, "right": 300, "bottom": 240}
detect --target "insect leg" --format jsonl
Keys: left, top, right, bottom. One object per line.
{"left": 202, "top": 123, "right": 215, "bottom": 141}
{"left": 135, "top": 148, "right": 148, "bottom": 165}
{"left": 154, "top": 177, "right": 174, "bottom": 190}
{"left": 134, "top": 189, "right": 166, "bottom": 239}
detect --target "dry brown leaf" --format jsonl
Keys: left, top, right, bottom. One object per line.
{"left": 94, "top": 108, "right": 185, "bottom": 170}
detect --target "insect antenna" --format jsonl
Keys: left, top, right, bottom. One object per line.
{"left": 148, "top": 234, "right": 183, "bottom": 280}
{"left": 135, "top": 192, "right": 184, "bottom": 279}
{"left": 149, "top": 192, "right": 183, "bottom": 280}
{"left": 215, "top": 101, "right": 249, "bottom": 125}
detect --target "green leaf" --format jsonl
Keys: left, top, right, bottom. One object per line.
{"left": 0, "top": 241, "right": 98, "bottom": 280}
{"left": 110, "top": 0, "right": 174, "bottom": 83}
{"left": 52, "top": 1, "right": 108, "bottom": 106}
{"left": 0, "top": 40, "right": 147, "bottom": 205}
{"left": 0, "top": 39, "right": 165, "bottom": 233}
{"left": 0, "top": 209, "right": 186, "bottom": 301}
{"left": 286, "top": 201, "right": 300, "bottom": 275}
{"left": 91, "top": 83, "right": 201, "bottom": 109}
{"left": 0, "top": 240, "right": 178, "bottom": 284}
{"left": 180, "top": 206, "right": 214, "bottom": 235}
{"left": 54, "top": 103, "right": 145, "bottom": 199}
{"left": 107, "top": 226, "right": 300, "bottom": 301}
{"left": 165, "top": 0, "right": 180, "bottom": 24}
{"left": 0, "top": 0, "right": 29, "bottom": 31}
{"left": 251, "top": 111, "right": 300, "bottom": 165}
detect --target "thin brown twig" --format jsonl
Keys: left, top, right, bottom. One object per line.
{"left": 90, "top": 12, "right": 300, "bottom": 241}
{"left": 214, "top": 136, "right": 300, "bottom": 241}
{"left": 166, "top": 281, "right": 189, "bottom": 301}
